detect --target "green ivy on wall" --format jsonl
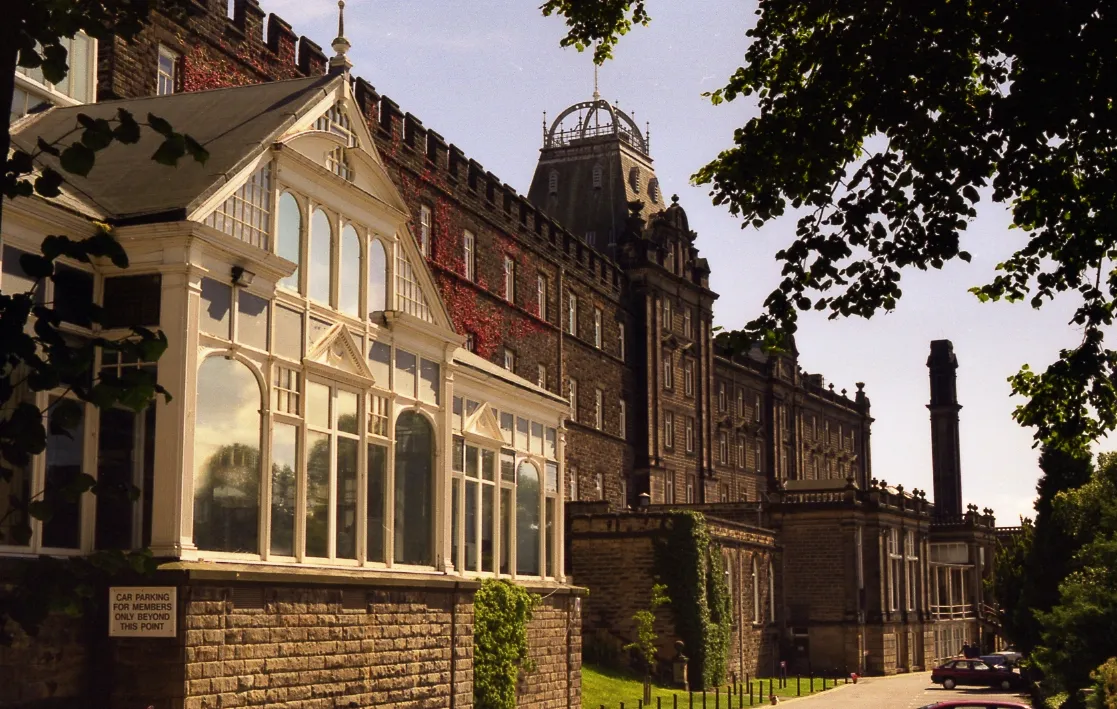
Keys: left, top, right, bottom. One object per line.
{"left": 473, "top": 579, "right": 539, "bottom": 709}
{"left": 653, "top": 510, "right": 732, "bottom": 690}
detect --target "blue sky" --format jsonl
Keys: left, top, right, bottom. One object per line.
{"left": 261, "top": 0, "right": 1105, "bottom": 523}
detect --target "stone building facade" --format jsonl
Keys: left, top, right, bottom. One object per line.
{"left": 2, "top": 1, "right": 1005, "bottom": 701}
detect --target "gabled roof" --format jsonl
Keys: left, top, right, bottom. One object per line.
{"left": 11, "top": 75, "right": 340, "bottom": 222}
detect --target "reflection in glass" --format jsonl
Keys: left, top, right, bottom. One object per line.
{"left": 367, "top": 443, "right": 387, "bottom": 562}
{"left": 368, "top": 340, "right": 390, "bottom": 385}
{"left": 419, "top": 359, "right": 440, "bottom": 404}
{"left": 305, "top": 431, "right": 329, "bottom": 557}
{"left": 394, "top": 412, "right": 433, "bottom": 566}
{"left": 42, "top": 396, "right": 85, "bottom": 549}
{"left": 545, "top": 427, "right": 557, "bottom": 459}
{"left": 55, "top": 265, "right": 94, "bottom": 326}
{"left": 309, "top": 209, "right": 332, "bottom": 304}
{"left": 452, "top": 436, "right": 464, "bottom": 472}
{"left": 336, "top": 437, "right": 358, "bottom": 559}
{"left": 336, "top": 390, "right": 358, "bottom": 434}
{"left": 340, "top": 224, "right": 360, "bottom": 316}
{"left": 499, "top": 412, "right": 513, "bottom": 445}
{"left": 516, "top": 417, "right": 529, "bottom": 450}
{"left": 95, "top": 406, "right": 156, "bottom": 550}
{"left": 395, "top": 349, "right": 417, "bottom": 397}
{"left": 482, "top": 450, "right": 495, "bottom": 482}
{"left": 500, "top": 450, "right": 515, "bottom": 482}
{"left": 546, "top": 461, "right": 559, "bottom": 494}
{"left": 516, "top": 461, "right": 540, "bottom": 575}
{"left": 500, "top": 487, "right": 512, "bottom": 574}
{"left": 465, "top": 481, "right": 477, "bottom": 572}
{"left": 270, "top": 422, "right": 298, "bottom": 556}
{"left": 466, "top": 445, "right": 479, "bottom": 478}
{"left": 482, "top": 486, "right": 494, "bottom": 573}
{"left": 273, "top": 306, "right": 303, "bottom": 360}
{"left": 199, "top": 277, "right": 231, "bottom": 338}
{"left": 531, "top": 422, "right": 544, "bottom": 455}
{"left": 277, "top": 193, "right": 302, "bottom": 291}
{"left": 237, "top": 290, "right": 269, "bottom": 351}
{"left": 192, "top": 357, "right": 261, "bottom": 553}
{"left": 306, "top": 382, "right": 330, "bottom": 429}
{"left": 369, "top": 239, "right": 387, "bottom": 313}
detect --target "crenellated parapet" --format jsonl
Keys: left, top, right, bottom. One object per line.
{"left": 351, "top": 78, "right": 625, "bottom": 297}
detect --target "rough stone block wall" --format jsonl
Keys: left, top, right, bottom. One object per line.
{"left": 518, "top": 593, "right": 582, "bottom": 709}
{"left": 180, "top": 584, "right": 469, "bottom": 709}
{"left": 0, "top": 615, "right": 90, "bottom": 707}
{"left": 779, "top": 518, "right": 850, "bottom": 623}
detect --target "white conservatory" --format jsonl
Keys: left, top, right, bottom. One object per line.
{"left": 3, "top": 72, "right": 569, "bottom": 584}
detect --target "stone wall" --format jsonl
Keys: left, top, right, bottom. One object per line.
{"left": 569, "top": 511, "right": 778, "bottom": 684}
{"left": 0, "top": 573, "right": 582, "bottom": 709}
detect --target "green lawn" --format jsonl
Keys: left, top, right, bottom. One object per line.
{"left": 582, "top": 663, "right": 840, "bottom": 708}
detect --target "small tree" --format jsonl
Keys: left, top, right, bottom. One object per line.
{"left": 625, "top": 583, "right": 670, "bottom": 704}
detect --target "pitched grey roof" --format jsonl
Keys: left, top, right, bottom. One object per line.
{"left": 12, "top": 75, "right": 340, "bottom": 222}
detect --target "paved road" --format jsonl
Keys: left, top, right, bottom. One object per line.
{"left": 782, "top": 671, "right": 1029, "bottom": 708}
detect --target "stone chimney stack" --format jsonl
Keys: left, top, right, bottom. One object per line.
{"left": 927, "top": 340, "right": 963, "bottom": 518}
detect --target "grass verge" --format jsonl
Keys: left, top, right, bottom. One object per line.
{"left": 582, "top": 663, "right": 840, "bottom": 708}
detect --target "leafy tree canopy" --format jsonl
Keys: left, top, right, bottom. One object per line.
{"left": 547, "top": 0, "right": 1117, "bottom": 454}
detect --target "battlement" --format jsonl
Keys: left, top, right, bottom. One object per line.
{"left": 351, "top": 77, "right": 624, "bottom": 296}
{"left": 203, "top": 0, "right": 327, "bottom": 75}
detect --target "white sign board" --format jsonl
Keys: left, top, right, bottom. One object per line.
{"left": 108, "top": 587, "right": 176, "bottom": 638}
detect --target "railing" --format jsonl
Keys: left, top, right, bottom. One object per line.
{"left": 930, "top": 603, "right": 975, "bottom": 620}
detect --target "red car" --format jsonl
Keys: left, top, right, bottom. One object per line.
{"left": 918, "top": 703, "right": 1030, "bottom": 708}
{"left": 930, "top": 658, "right": 1025, "bottom": 691}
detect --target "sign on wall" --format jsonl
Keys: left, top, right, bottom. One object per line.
{"left": 108, "top": 587, "right": 177, "bottom": 638}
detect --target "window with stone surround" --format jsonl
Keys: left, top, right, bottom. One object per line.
{"left": 537, "top": 273, "right": 548, "bottom": 321}
{"left": 567, "top": 291, "right": 578, "bottom": 336}
{"left": 664, "top": 411, "right": 675, "bottom": 448}
{"left": 684, "top": 359, "right": 694, "bottom": 396}
{"left": 619, "top": 399, "right": 627, "bottom": 439}
{"left": 887, "top": 528, "right": 902, "bottom": 612}
{"left": 419, "top": 204, "right": 432, "bottom": 256}
{"left": 685, "top": 417, "right": 695, "bottom": 453}
{"left": 686, "top": 475, "right": 695, "bottom": 504}
{"left": 503, "top": 256, "right": 515, "bottom": 302}
{"left": 157, "top": 45, "right": 177, "bottom": 95}
{"left": 568, "top": 378, "right": 578, "bottom": 422}
{"left": 684, "top": 308, "right": 692, "bottom": 338}
{"left": 718, "top": 381, "right": 726, "bottom": 411}
{"left": 593, "top": 308, "right": 603, "bottom": 348}
{"left": 718, "top": 431, "right": 728, "bottom": 465}
{"left": 752, "top": 558, "right": 760, "bottom": 622}
{"left": 593, "top": 389, "right": 604, "bottom": 430}
{"left": 503, "top": 347, "right": 516, "bottom": 372}
{"left": 537, "top": 364, "right": 547, "bottom": 389}
{"left": 663, "top": 296, "right": 672, "bottom": 330}
{"left": 463, "top": 230, "right": 476, "bottom": 281}
{"left": 737, "top": 388, "right": 744, "bottom": 418}
{"left": 664, "top": 352, "right": 674, "bottom": 390}
{"left": 618, "top": 321, "right": 626, "bottom": 361}
{"left": 736, "top": 436, "right": 745, "bottom": 469}
{"left": 768, "top": 561, "right": 776, "bottom": 622}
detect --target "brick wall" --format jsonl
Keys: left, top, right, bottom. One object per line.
{"left": 0, "top": 614, "right": 91, "bottom": 707}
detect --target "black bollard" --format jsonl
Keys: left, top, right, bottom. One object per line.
{"left": 716, "top": 686, "right": 720, "bottom": 709}
{"left": 810, "top": 674, "right": 814, "bottom": 693}
{"left": 797, "top": 676, "right": 801, "bottom": 696}
{"left": 658, "top": 698, "right": 662, "bottom": 709}
{"left": 689, "top": 691, "right": 693, "bottom": 709}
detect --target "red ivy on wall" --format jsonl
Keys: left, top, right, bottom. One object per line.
{"left": 394, "top": 164, "right": 546, "bottom": 358}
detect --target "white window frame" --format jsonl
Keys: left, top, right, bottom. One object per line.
{"left": 537, "top": 364, "right": 547, "bottom": 389}
{"left": 664, "top": 353, "right": 674, "bottom": 390}
{"left": 568, "top": 378, "right": 578, "bottom": 422}
{"left": 419, "top": 204, "right": 432, "bottom": 256}
{"left": 537, "top": 274, "right": 548, "bottom": 321}
{"left": 593, "top": 308, "right": 603, "bottom": 348}
{"left": 685, "top": 417, "right": 695, "bottom": 453}
{"left": 684, "top": 308, "right": 692, "bottom": 338}
{"left": 157, "top": 45, "right": 178, "bottom": 96}
{"left": 463, "top": 230, "right": 476, "bottom": 281}
{"left": 684, "top": 360, "right": 694, "bottom": 396}
{"left": 618, "top": 400, "right": 626, "bottom": 439}
{"left": 664, "top": 411, "right": 675, "bottom": 448}
{"left": 567, "top": 292, "right": 578, "bottom": 336}
{"left": 503, "top": 256, "right": 515, "bottom": 301}
{"left": 594, "top": 389, "right": 604, "bottom": 430}
{"left": 503, "top": 348, "right": 516, "bottom": 372}
{"left": 663, "top": 297, "right": 672, "bottom": 329}
{"left": 618, "top": 321, "right": 626, "bottom": 361}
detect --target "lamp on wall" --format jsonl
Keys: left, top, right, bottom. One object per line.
{"left": 231, "top": 265, "right": 256, "bottom": 287}
{"left": 637, "top": 492, "right": 651, "bottom": 511}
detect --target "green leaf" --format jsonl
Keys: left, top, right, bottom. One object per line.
{"left": 59, "top": 143, "right": 96, "bottom": 177}
{"left": 34, "top": 169, "right": 65, "bottom": 198}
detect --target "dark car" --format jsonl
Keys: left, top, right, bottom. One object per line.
{"left": 930, "top": 658, "right": 1024, "bottom": 691}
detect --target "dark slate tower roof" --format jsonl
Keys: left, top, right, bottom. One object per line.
{"left": 928, "top": 339, "right": 964, "bottom": 519}
{"left": 527, "top": 94, "right": 665, "bottom": 258}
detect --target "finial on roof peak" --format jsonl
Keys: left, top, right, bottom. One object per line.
{"left": 671, "top": 194, "right": 679, "bottom": 204}
{"left": 329, "top": 0, "right": 352, "bottom": 77}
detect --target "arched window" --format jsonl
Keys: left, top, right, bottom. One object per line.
{"left": 192, "top": 356, "right": 262, "bottom": 553}
{"left": 339, "top": 224, "right": 361, "bottom": 316}
{"left": 368, "top": 238, "right": 388, "bottom": 314}
{"left": 752, "top": 558, "right": 760, "bottom": 621}
{"left": 517, "top": 461, "right": 541, "bottom": 575}
{"left": 309, "top": 209, "right": 332, "bottom": 305}
{"left": 394, "top": 412, "right": 434, "bottom": 566}
{"left": 277, "top": 193, "right": 302, "bottom": 292}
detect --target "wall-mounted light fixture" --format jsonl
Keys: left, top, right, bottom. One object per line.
{"left": 231, "top": 265, "right": 256, "bottom": 287}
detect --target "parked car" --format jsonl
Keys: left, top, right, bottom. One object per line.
{"left": 918, "top": 702, "right": 1030, "bottom": 709}
{"left": 930, "top": 658, "right": 1024, "bottom": 691}
{"left": 980, "top": 654, "right": 1010, "bottom": 667}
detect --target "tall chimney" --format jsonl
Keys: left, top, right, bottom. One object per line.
{"left": 927, "top": 340, "right": 963, "bottom": 518}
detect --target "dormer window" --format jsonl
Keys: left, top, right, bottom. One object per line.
{"left": 326, "top": 147, "right": 353, "bottom": 181}
{"left": 548, "top": 170, "right": 559, "bottom": 195}
{"left": 592, "top": 164, "right": 603, "bottom": 189}
{"left": 157, "top": 45, "right": 178, "bottom": 96}
{"left": 316, "top": 102, "right": 357, "bottom": 147}
{"left": 629, "top": 167, "right": 641, "bottom": 193}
